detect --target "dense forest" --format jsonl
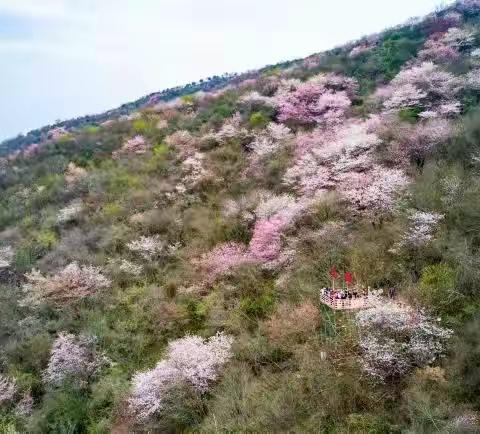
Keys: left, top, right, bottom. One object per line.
{"left": 0, "top": 1, "right": 479, "bottom": 432}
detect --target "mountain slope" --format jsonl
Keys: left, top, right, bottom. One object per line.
{"left": 0, "top": 1, "right": 480, "bottom": 432}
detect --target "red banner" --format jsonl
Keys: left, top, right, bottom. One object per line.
{"left": 329, "top": 266, "right": 339, "bottom": 279}
{"left": 345, "top": 272, "right": 353, "bottom": 284}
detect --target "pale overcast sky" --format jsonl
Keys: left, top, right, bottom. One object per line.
{"left": 0, "top": 0, "right": 452, "bottom": 141}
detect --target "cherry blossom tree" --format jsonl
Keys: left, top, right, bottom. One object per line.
{"left": 21, "top": 262, "right": 111, "bottom": 307}
{"left": 214, "top": 112, "right": 250, "bottom": 144}
{"left": 113, "top": 135, "right": 150, "bottom": 158}
{"left": 195, "top": 242, "right": 254, "bottom": 281}
{"left": 284, "top": 120, "right": 381, "bottom": 196}
{"left": 22, "top": 143, "right": 42, "bottom": 159}
{"left": 355, "top": 303, "right": 452, "bottom": 381}
{"left": 249, "top": 122, "right": 293, "bottom": 157}
{"left": 0, "top": 375, "right": 16, "bottom": 405}
{"left": 0, "top": 246, "right": 13, "bottom": 269}
{"left": 276, "top": 74, "right": 355, "bottom": 126}
{"left": 44, "top": 333, "right": 106, "bottom": 387}
{"left": 441, "top": 26, "right": 475, "bottom": 49}
{"left": 128, "top": 332, "right": 233, "bottom": 422}
{"left": 248, "top": 214, "right": 291, "bottom": 262}
{"left": 182, "top": 152, "right": 214, "bottom": 188}
{"left": 418, "top": 38, "right": 460, "bottom": 64}
{"left": 339, "top": 167, "right": 409, "bottom": 217}
{"left": 381, "top": 62, "right": 463, "bottom": 112}
{"left": 127, "top": 235, "right": 165, "bottom": 260}
{"left": 400, "top": 210, "right": 444, "bottom": 247}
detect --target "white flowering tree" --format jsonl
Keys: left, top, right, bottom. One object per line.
{"left": 44, "top": 332, "right": 106, "bottom": 387}
{"left": 355, "top": 303, "right": 452, "bottom": 381}
{"left": 401, "top": 211, "right": 444, "bottom": 247}
{"left": 127, "top": 235, "right": 165, "bottom": 261}
{"left": 0, "top": 375, "right": 16, "bottom": 406}
{"left": 128, "top": 332, "right": 233, "bottom": 421}
{"left": 57, "top": 200, "right": 84, "bottom": 224}
{"left": 0, "top": 246, "right": 13, "bottom": 269}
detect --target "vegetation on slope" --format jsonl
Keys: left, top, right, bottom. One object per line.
{"left": 0, "top": 1, "right": 479, "bottom": 432}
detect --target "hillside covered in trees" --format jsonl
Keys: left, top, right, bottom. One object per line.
{"left": 0, "top": 1, "right": 480, "bottom": 432}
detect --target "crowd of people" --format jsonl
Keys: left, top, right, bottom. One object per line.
{"left": 321, "top": 287, "right": 366, "bottom": 300}
{"left": 321, "top": 286, "right": 397, "bottom": 300}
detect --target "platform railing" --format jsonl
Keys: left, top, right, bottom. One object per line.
{"left": 320, "top": 293, "right": 372, "bottom": 310}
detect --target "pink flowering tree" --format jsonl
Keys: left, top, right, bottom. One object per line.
{"left": 380, "top": 62, "right": 463, "bottom": 114}
{"left": 21, "top": 262, "right": 111, "bottom": 307}
{"left": 284, "top": 120, "right": 381, "bottom": 196}
{"left": 418, "top": 37, "right": 460, "bottom": 64}
{"left": 248, "top": 214, "right": 291, "bottom": 262}
{"left": 128, "top": 332, "right": 233, "bottom": 422}
{"left": 113, "top": 135, "right": 150, "bottom": 158}
{"left": 339, "top": 167, "right": 409, "bottom": 218}
{"left": 275, "top": 74, "right": 356, "bottom": 126}
{"left": 195, "top": 242, "right": 254, "bottom": 282}
{"left": 22, "top": 143, "right": 43, "bottom": 159}
{"left": 181, "top": 152, "right": 215, "bottom": 188}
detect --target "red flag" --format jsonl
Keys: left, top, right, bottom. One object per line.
{"left": 329, "top": 266, "right": 339, "bottom": 279}
{"left": 345, "top": 272, "right": 353, "bottom": 284}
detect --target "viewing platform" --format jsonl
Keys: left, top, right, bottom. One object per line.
{"left": 320, "top": 292, "right": 372, "bottom": 310}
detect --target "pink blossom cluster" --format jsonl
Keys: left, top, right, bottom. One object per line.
{"left": 113, "top": 135, "right": 150, "bottom": 159}
{"left": 379, "top": 62, "right": 463, "bottom": 115}
{"left": 377, "top": 117, "right": 452, "bottom": 166}
{"left": 195, "top": 242, "right": 254, "bottom": 281}
{"left": 248, "top": 196, "right": 308, "bottom": 263}
{"left": 302, "top": 54, "right": 323, "bottom": 69}
{"left": 338, "top": 167, "right": 409, "bottom": 216}
{"left": 129, "top": 332, "right": 233, "bottom": 421}
{"left": 44, "top": 332, "right": 105, "bottom": 386}
{"left": 466, "top": 68, "right": 480, "bottom": 89}
{"left": 275, "top": 74, "right": 356, "bottom": 126}
{"left": 441, "top": 26, "right": 475, "bottom": 49}
{"left": 22, "top": 143, "right": 43, "bottom": 159}
{"left": 284, "top": 120, "right": 381, "bottom": 196}
{"left": 21, "top": 262, "right": 111, "bottom": 307}
{"left": 355, "top": 303, "right": 452, "bottom": 381}
{"left": 47, "top": 127, "right": 68, "bottom": 141}
{"left": 248, "top": 214, "right": 291, "bottom": 262}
